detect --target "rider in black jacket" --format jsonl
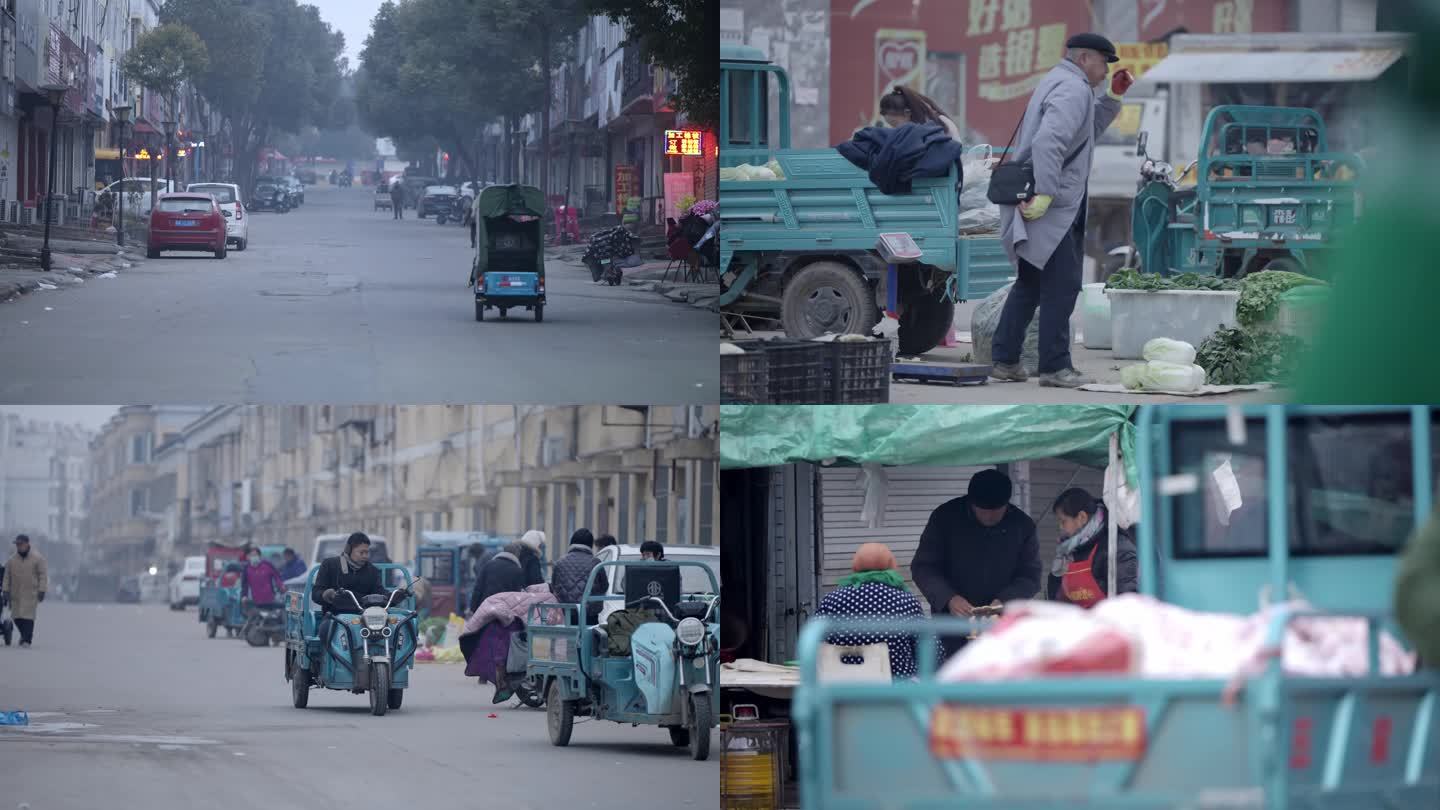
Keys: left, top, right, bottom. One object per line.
{"left": 311, "top": 533, "right": 406, "bottom": 675}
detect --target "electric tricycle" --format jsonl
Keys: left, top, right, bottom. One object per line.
{"left": 284, "top": 563, "right": 422, "bottom": 716}
{"left": 527, "top": 560, "right": 721, "bottom": 759}
{"left": 471, "top": 184, "right": 546, "bottom": 323}
{"left": 794, "top": 405, "right": 1440, "bottom": 810}
{"left": 197, "top": 543, "right": 248, "bottom": 638}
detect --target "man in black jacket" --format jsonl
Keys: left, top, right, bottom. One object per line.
{"left": 551, "top": 528, "right": 608, "bottom": 625}
{"left": 911, "top": 469, "right": 1041, "bottom": 657}
{"left": 311, "top": 533, "right": 407, "bottom": 674}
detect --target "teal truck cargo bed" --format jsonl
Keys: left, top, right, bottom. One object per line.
{"left": 719, "top": 149, "right": 1013, "bottom": 351}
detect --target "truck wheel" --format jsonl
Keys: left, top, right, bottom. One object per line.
{"left": 668, "top": 726, "right": 691, "bottom": 747}
{"left": 547, "top": 679, "right": 574, "bottom": 746}
{"left": 245, "top": 624, "right": 269, "bottom": 647}
{"left": 387, "top": 687, "right": 404, "bottom": 710}
{"left": 781, "top": 261, "right": 877, "bottom": 339}
{"left": 475, "top": 301, "right": 485, "bottom": 322}
{"left": 688, "top": 694, "right": 712, "bottom": 761}
{"left": 898, "top": 290, "right": 955, "bottom": 356}
{"left": 291, "top": 658, "right": 310, "bottom": 708}
{"left": 369, "top": 662, "right": 390, "bottom": 716}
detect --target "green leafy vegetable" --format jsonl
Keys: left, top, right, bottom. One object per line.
{"left": 1105, "top": 268, "right": 1240, "bottom": 292}
{"left": 1196, "top": 326, "right": 1307, "bottom": 385}
{"left": 1236, "top": 270, "right": 1327, "bottom": 326}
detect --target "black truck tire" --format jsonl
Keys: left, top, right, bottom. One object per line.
{"left": 780, "top": 261, "right": 877, "bottom": 339}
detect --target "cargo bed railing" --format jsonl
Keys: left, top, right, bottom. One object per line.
{"left": 793, "top": 613, "right": 1439, "bottom": 810}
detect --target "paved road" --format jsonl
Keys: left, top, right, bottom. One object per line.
{"left": 1, "top": 602, "right": 718, "bottom": 810}
{"left": 0, "top": 185, "right": 717, "bottom": 403}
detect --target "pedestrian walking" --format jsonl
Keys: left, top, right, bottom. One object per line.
{"left": 2, "top": 534, "right": 48, "bottom": 647}
{"left": 991, "top": 33, "right": 1134, "bottom": 388}
{"left": 390, "top": 180, "right": 405, "bottom": 219}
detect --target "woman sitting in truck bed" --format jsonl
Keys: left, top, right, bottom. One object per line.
{"left": 814, "top": 543, "right": 941, "bottom": 680}
{"left": 879, "top": 85, "right": 962, "bottom": 141}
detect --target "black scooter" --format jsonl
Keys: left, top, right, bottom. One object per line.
{"left": 242, "top": 599, "right": 285, "bottom": 647}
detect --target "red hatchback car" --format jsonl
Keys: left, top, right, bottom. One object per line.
{"left": 147, "top": 193, "right": 228, "bottom": 259}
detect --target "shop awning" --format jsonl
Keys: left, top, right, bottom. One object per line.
{"left": 1143, "top": 48, "right": 1405, "bottom": 83}
{"left": 720, "top": 405, "right": 1137, "bottom": 478}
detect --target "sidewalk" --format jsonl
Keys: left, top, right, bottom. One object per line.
{"left": 548, "top": 248, "right": 718, "bottom": 311}
{"left": 0, "top": 228, "right": 144, "bottom": 301}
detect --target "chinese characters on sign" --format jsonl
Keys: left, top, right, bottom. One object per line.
{"left": 930, "top": 706, "right": 1147, "bottom": 761}
{"left": 614, "top": 165, "right": 638, "bottom": 215}
{"left": 1113, "top": 43, "right": 1170, "bottom": 81}
{"left": 664, "top": 130, "right": 704, "bottom": 157}
{"left": 872, "top": 28, "right": 926, "bottom": 127}
{"left": 969, "top": 0, "right": 1067, "bottom": 101}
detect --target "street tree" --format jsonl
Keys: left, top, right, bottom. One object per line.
{"left": 121, "top": 23, "right": 208, "bottom": 198}
{"left": 585, "top": 0, "right": 719, "bottom": 129}
{"left": 358, "top": 0, "right": 545, "bottom": 183}
{"left": 160, "top": 0, "right": 346, "bottom": 193}
{"left": 470, "top": 0, "right": 588, "bottom": 195}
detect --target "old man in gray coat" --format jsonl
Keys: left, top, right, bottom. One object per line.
{"left": 992, "top": 33, "right": 1133, "bottom": 388}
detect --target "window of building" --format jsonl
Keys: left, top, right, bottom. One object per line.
{"left": 698, "top": 460, "right": 714, "bottom": 547}
{"left": 131, "top": 432, "right": 152, "bottom": 464}
{"left": 131, "top": 488, "right": 148, "bottom": 517}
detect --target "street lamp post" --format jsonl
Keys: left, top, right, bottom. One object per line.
{"left": 39, "top": 84, "right": 69, "bottom": 273}
{"left": 111, "top": 105, "right": 132, "bottom": 247}
{"left": 162, "top": 119, "right": 176, "bottom": 192}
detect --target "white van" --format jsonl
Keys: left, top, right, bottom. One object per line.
{"left": 593, "top": 544, "right": 720, "bottom": 626}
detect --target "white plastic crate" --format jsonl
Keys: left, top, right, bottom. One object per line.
{"left": 1107, "top": 289, "right": 1241, "bottom": 360}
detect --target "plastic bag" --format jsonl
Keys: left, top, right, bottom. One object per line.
{"left": 957, "top": 207, "right": 1001, "bottom": 234}
{"left": 765, "top": 159, "right": 785, "bottom": 180}
{"left": 1120, "top": 361, "right": 1207, "bottom": 392}
{"left": 957, "top": 144, "right": 1000, "bottom": 234}
{"left": 1142, "top": 337, "right": 1197, "bottom": 365}
{"left": 972, "top": 283, "right": 1039, "bottom": 374}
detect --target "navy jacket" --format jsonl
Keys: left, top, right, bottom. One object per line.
{"left": 835, "top": 123, "right": 963, "bottom": 195}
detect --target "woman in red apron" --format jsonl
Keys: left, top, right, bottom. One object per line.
{"left": 1046, "top": 488, "right": 1140, "bottom": 606}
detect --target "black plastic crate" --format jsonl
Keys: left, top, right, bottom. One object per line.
{"left": 824, "top": 339, "right": 892, "bottom": 404}
{"left": 720, "top": 349, "right": 769, "bottom": 404}
{"left": 732, "top": 339, "right": 826, "bottom": 404}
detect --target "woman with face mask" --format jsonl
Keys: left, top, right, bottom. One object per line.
{"left": 240, "top": 546, "right": 285, "bottom": 607}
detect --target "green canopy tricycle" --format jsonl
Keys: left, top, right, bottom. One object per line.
{"left": 470, "top": 184, "right": 546, "bottom": 323}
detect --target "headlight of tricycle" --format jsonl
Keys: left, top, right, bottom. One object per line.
{"left": 362, "top": 607, "right": 387, "bottom": 630}
{"left": 676, "top": 617, "right": 705, "bottom": 647}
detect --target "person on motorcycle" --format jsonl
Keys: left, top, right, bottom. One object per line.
{"left": 312, "top": 533, "right": 408, "bottom": 673}
{"left": 241, "top": 546, "right": 285, "bottom": 607}
{"left": 640, "top": 541, "right": 665, "bottom": 561}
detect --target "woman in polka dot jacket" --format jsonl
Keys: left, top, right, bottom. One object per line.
{"left": 814, "top": 543, "right": 941, "bottom": 680}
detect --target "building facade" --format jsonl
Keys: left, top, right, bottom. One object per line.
{"left": 129, "top": 405, "right": 719, "bottom": 574}
{"left": 0, "top": 413, "right": 93, "bottom": 547}
{"left": 88, "top": 405, "right": 211, "bottom": 575}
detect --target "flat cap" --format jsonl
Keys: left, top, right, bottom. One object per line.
{"left": 1066, "top": 32, "right": 1120, "bottom": 62}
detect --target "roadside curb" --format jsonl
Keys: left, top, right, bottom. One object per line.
{"left": 0, "top": 247, "right": 145, "bottom": 303}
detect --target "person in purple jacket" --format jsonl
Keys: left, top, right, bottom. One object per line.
{"left": 240, "top": 546, "right": 285, "bottom": 607}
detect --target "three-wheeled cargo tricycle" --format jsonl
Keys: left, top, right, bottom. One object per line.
{"left": 528, "top": 559, "right": 721, "bottom": 759}
{"left": 792, "top": 405, "right": 1440, "bottom": 810}
{"left": 1129, "top": 105, "right": 1364, "bottom": 278}
{"left": 373, "top": 184, "right": 392, "bottom": 213}
{"left": 414, "top": 531, "right": 546, "bottom": 619}
{"left": 199, "top": 543, "right": 287, "bottom": 640}
{"left": 284, "top": 563, "right": 421, "bottom": 716}
{"left": 470, "top": 184, "right": 546, "bottom": 323}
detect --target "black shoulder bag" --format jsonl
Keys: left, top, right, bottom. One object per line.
{"left": 986, "top": 88, "right": 1089, "bottom": 205}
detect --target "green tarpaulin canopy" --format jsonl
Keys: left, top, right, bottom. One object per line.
{"left": 472, "top": 184, "right": 546, "bottom": 283}
{"left": 720, "top": 405, "right": 1138, "bottom": 481}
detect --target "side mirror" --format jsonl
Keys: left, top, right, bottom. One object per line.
{"left": 1136, "top": 131, "right": 1149, "bottom": 158}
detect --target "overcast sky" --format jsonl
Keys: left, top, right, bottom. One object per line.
{"left": 0, "top": 406, "right": 119, "bottom": 430}
{"left": 311, "top": 0, "right": 386, "bottom": 65}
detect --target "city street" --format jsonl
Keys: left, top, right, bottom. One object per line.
{"left": 0, "top": 184, "right": 717, "bottom": 404}
{"left": 0, "top": 601, "right": 719, "bottom": 810}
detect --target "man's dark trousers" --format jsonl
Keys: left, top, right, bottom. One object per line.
{"left": 993, "top": 200, "right": 1087, "bottom": 374}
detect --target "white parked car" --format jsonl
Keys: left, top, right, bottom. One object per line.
{"left": 169, "top": 555, "right": 206, "bottom": 610}
{"left": 187, "top": 182, "right": 249, "bottom": 250}
{"left": 593, "top": 544, "right": 721, "bottom": 627}
{"left": 100, "top": 177, "right": 176, "bottom": 218}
